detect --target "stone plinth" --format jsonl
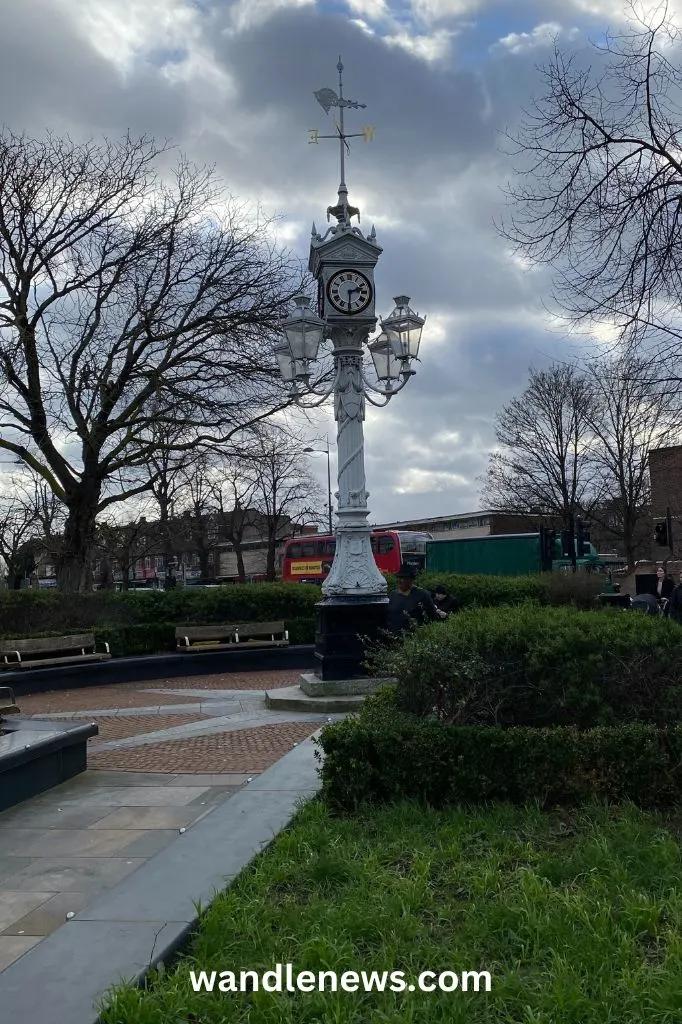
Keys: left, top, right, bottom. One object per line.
{"left": 314, "top": 597, "right": 388, "bottom": 680}
{"left": 299, "top": 673, "right": 394, "bottom": 697}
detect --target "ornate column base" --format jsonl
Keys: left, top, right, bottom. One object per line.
{"left": 313, "top": 596, "right": 388, "bottom": 680}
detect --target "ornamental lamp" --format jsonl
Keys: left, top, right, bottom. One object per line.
{"left": 381, "top": 295, "right": 425, "bottom": 366}
{"left": 274, "top": 339, "right": 297, "bottom": 382}
{"left": 281, "top": 294, "right": 326, "bottom": 363}
{"left": 368, "top": 331, "right": 401, "bottom": 382}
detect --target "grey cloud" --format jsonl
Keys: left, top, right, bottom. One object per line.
{"left": 0, "top": 0, "right": 611, "bottom": 520}
{"left": 0, "top": 0, "right": 190, "bottom": 139}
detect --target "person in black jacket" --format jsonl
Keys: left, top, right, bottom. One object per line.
{"left": 431, "top": 585, "right": 459, "bottom": 616}
{"left": 656, "top": 566, "right": 675, "bottom": 611}
{"left": 668, "top": 571, "right": 682, "bottom": 624}
{"left": 387, "top": 562, "right": 445, "bottom": 634}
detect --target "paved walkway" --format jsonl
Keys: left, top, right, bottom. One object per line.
{"left": 0, "top": 740, "right": 322, "bottom": 1024}
{"left": 0, "top": 668, "right": 341, "bottom": 975}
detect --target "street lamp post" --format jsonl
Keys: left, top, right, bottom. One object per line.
{"left": 274, "top": 58, "right": 426, "bottom": 681}
{"left": 303, "top": 439, "right": 333, "bottom": 534}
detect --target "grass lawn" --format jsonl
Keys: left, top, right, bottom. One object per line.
{"left": 100, "top": 799, "right": 682, "bottom": 1023}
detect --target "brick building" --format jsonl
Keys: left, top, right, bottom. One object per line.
{"left": 648, "top": 445, "right": 682, "bottom": 558}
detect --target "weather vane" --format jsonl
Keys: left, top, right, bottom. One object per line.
{"left": 309, "top": 56, "right": 375, "bottom": 190}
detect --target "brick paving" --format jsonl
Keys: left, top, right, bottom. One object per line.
{"left": 12, "top": 668, "right": 330, "bottom": 775}
{"left": 17, "top": 686, "right": 196, "bottom": 715}
{"left": 16, "top": 670, "right": 297, "bottom": 716}
{"left": 152, "top": 671, "right": 301, "bottom": 691}
{"left": 70, "top": 713, "right": 211, "bottom": 746}
{"left": 88, "top": 722, "right": 319, "bottom": 773}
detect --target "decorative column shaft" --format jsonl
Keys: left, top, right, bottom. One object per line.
{"left": 322, "top": 324, "right": 387, "bottom": 598}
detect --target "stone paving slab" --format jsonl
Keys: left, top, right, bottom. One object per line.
{"left": 0, "top": 770, "right": 245, "bottom": 968}
{"left": 0, "top": 736, "right": 321, "bottom": 1023}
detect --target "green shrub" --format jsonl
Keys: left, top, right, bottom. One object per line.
{"left": 93, "top": 624, "right": 176, "bottom": 657}
{"left": 0, "top": 589, "right": 136, "bottom": 633}
{"left": 386, "top": 572, "right": 550, "bottom": 606}
{"left": 365, "top": 603, "right": 682, "bottom": 728}
{"left": 0, "top": 583, "right": 321, "bottom": 634}
{"left": 115, "top": 583, "right": 321, "bottom": 624}
{"left": 316, "top": 710, "right": 682, "bottom": 811}
{"left": 544, "top": 570, "right": 605, "bottom": 609}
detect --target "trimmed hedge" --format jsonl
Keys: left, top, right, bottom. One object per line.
{"left": 316, "top": 692, "right": 682, "bottom": 810}
{"left": 366, "top": 602, "right": 682, "bottom": 728}
{"left": 0, "top": 584, "right": 321, "bottom": 632}
{"left": 387, "top": 570, "right": 604, "bottom": 609}
{"left": 0, "top": 584, "right": 319, "bottom": 654}
{"left": 93, "top": 624, "right": 177, "bottom": 657}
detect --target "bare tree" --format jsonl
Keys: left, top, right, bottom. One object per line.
{"left": 499, "top": 3, "right": 682, "bottom": 375}
{"left": 240, "top": 429, "right": 325, "bottom": 580}
{"left": 0, "top": 473, "right": 66, "bottom": 588}
{"left": 584, "top": 352, "right": 678, "bottom": 568}
{"left": 146, "top": 419, "right": 200, "bottom": 576}
{"left": 480, "top": 364, "right": 600, "bottom": 550}
{"left": 0, "top": 130, "right": 303, "bottom": 591}
{"left": 210, "top": 466, "right": 259, "bottom": 584}
{"left": 0, "top": 496, "right": 38, "bottom": 589}
{"left": 96, "top": 507, "right": 158, "bottom": 590}
{"left": 173, "top": 455, "right": 220, "bottom": 583}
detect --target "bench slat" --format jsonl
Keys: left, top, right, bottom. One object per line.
{"left": 175, "top": 621, "right": 289, "bottom": 649}
{"left": 234, "top": 622, "right": 286, "bottom": 635}
{"left": 16, "top": 653, "right": 110, "bottom": 669}
{"left": 0, "top": 634, "right": 97, "bottom": 655}
{"left": 174, "top": 625, "right": 238, "bottom": 642}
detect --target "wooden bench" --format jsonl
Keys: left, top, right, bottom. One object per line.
{"left": 0, "top": 634, "right": 111, "bottom": 670}
{"left": 175, "top": 625, "right": 239, "bottom": 651}
{"left": 233, "top": 622, "right": 289, "bottom": 647}
{"left": 176, "top": 621, "right": 289, "bottom": 651}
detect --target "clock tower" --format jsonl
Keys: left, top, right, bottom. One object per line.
{"left": 309, "top": 194, "right": 382, "bottom": 327}
{"left": 303, "top": 58, "right": 390, "bottom": 680}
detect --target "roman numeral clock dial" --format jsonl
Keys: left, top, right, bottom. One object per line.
{"left": 326, "top": 270, "right": 372, "bottom": 314}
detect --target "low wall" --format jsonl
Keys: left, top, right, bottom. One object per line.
{"left": 4, "top": 645, "right": 316, "bottom": 697}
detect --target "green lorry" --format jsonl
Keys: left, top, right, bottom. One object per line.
{"left": 425, "top": 531, "right": 606, "bottom": 577}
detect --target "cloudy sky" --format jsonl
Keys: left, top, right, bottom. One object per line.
{"left": 0, "top": 0, "right": 659, "bottom": 525}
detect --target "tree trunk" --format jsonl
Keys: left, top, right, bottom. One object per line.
{"left": 235, "top": 543, "right": 246, "bottom": 583}
{"left": 623, "top": 525, "right": 637, "bottom": 574}
{"left": 57, "top": 489, "right": 100, "bottom": 593}
{"left": 198, "top": 546, "right": 211, "bottom": 582}
{"left": 266, "top": 531, "right": 277, "bottom": 581}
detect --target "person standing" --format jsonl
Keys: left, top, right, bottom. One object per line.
{"left": 431, "top": 585, "right": 459, "bottom": 617}
{"left": 668, "top": 571, "right": 682, "bottom": 624}
{"left": 656, "top": 566, "right": 674, "bottom": 613}
{"left": 387, "top": 562, "right": 445, "bottom": 634}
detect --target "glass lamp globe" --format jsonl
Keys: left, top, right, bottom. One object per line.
{"left": 381, "top": 296, "right": 425, "bottom": 363}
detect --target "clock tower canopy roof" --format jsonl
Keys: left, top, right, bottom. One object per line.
{"left": 308, "top": 215, "right": 382, "bottom": 277}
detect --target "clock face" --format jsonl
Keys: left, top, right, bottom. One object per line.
{"left": 326, "top": 270, "right": 372, "bottom": 315}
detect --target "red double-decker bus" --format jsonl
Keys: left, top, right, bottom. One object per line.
{"left": 281, "top": 530, "right": 432, "bottom": 583}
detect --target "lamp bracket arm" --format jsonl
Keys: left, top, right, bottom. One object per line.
{"left": 359, "top": 366, "right": 410, "bottom": 397}
{"left": 365, "top": 391, "right": 394, "bottom": 407}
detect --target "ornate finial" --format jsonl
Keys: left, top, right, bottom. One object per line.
{"left": 309, "top": 57, "right": 376, "bottom": 232}
{"left": 368, "top": 224, "right": 376, "bottom": 242}
{"left": 311, "top": 221, "right": 317, "bottom": 236}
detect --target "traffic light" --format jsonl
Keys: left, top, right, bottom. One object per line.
{"left": 560, "top": 530, "right": 573, "bottom": 558}
{"left": 540, "top": 527, "right": 556, "bottom": 568}
{"left": 576, "top": 519, "right": 591, "bottom": 558}
{"left": 654, "top": 521, "right": 669, "bottom": 547}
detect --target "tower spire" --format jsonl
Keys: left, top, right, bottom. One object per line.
{"left": 309, "top": 57, "right": 375, "bottom": 231}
